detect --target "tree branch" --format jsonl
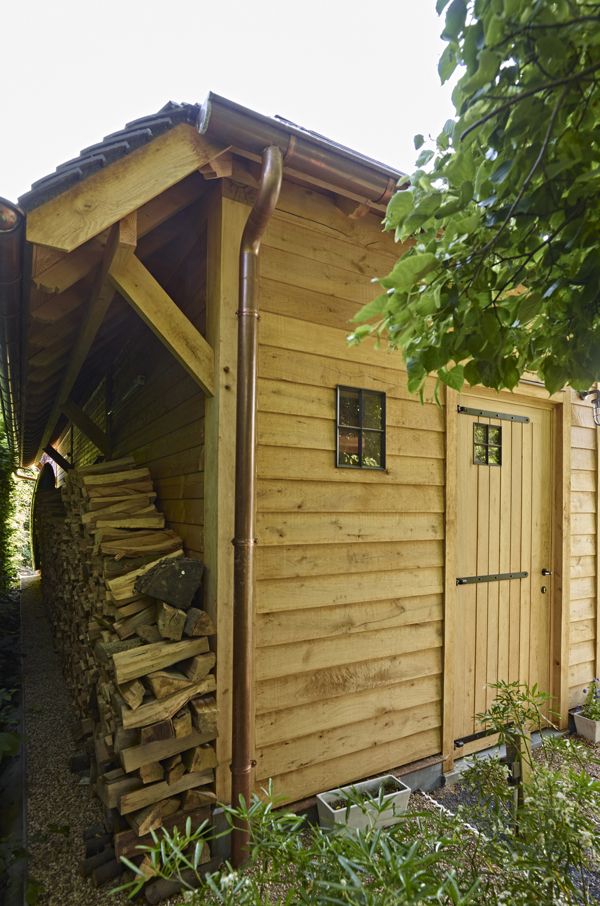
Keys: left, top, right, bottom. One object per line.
{"left": 472, "top": 87, "right": 567, "bottom": 273}
{"left": 493, "top": 15, "right": 600, "bottom": 50}
{"left": 460, "top": 61, "right": 600, "bottom": 141}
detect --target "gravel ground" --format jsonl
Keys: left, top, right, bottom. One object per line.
{"left": 429, "top": 739, "right": 600, "bottom": 903}
{"left": 22, "top": 575, "right": 139, "bottom": 906}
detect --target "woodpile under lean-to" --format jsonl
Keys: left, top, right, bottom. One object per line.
{"left": 34, "top": 456, "right": 217, "bottom": 888}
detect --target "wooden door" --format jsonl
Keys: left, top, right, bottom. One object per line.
{"left": 453, "top": 393, "right": 553, "bottom": 745}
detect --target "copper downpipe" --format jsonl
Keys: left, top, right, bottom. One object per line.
{"left": 231, "top": 145, "right": 283, "bottom": 866}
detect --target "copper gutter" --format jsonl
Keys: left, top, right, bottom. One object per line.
{"left": 231, "top": 145, "right": 283, "bottom": 866}
{"left": 198, "top": 93, "right": 400, "bottom": 208}
{"left": 0, "top": 199, "right": 25, "bottom": 458}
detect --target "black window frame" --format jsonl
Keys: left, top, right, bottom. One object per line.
{"left": 473, "top": 422, "right": 502, "bottom": 466}
{"left": 335, "top": 385, "right": 386, "bottom": 470}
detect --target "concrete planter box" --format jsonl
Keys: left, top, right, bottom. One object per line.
{"left": 316, "top": 774, "right": 411, "bottom": 831}
{"left": 574, "top": 711, "right": 600, "bottom": 743}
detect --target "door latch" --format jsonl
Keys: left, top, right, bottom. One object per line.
{"left": 541, "top": 568, "right": 552, "bottom": 576}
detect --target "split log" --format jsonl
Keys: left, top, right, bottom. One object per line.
{"left": 140, "top": 720, "right": 175, "bottom": 746}
{"left": 119, "top": 679, "right": 145, "bottom": 711}
{"left": 119, "top": 769, "right": 214, "bottom": 815}
{"left": 157, "top": 602, "right": 186, "bottom": 641}
{"left": 126, "top": 797, "right": 180, "bottom": 836}
{"left": 114, "top": 807, "right": 211, "bottom": 859}
{"left": 112, "top": 637, "right": 209, "bottom": 684}
{"left": 135, "top": 557, "right": 204, "bottom": 610}
{"left": 139, "top": 762, "right": 164, "bottom": 785}
{"left": 189, "top": 696, "right": 218, "bottom": 737}
{"left": 120, "top": 729, "right": 213, "bottom": 773}
{"left": 184, "top": 608, "right": 215, "bottom": 638}
{"left": 182, "top": 744, "right": 217, "bottom": 774}
{"left": 121, "top": 676, "right": 216, "bottom": 730}
{"left": 172, "top": 708, "right": 193, "bottom": 739}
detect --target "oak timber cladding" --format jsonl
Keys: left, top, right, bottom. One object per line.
{"left": 254, "top": 183, "right": 444, "bottom": 804}
{"left": 569, "top": 393, "right": 599, "bottom": 701}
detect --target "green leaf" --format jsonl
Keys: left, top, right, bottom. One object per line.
{"left": 416, "top": 149, "right": 435, "bottom": 167}
{"left": 352, "top": 293, "right": 389, "bottom": 323}
{"left": 436, "top": 0, "right": 451, "bottom": 12}
{"left": 464, "top": 360, "right": 481, "bottom": 385}
{"left": 438, "top": 43, "right": 458, "bottom": 84}
{"left": 385, "top": 190, "right": 414, "bottom": 229}
{"left": 414, "top": 134, "right": 425, "bottom": 150}
{"left": 380, "top": 253, "right": 437, "bottom": 291}
{"left": 442, "top": 0, "right": 467, "bottom": 41}
{"left": 460, "top": 49, "right": 500, "bottom": 92}
{"left": 439, "top": 364, "right": 465, "bottom": 390}
{"left": 543, "top": 363, "right": 568, "bottom": 395}
{"left": 502, "top": 359, "right": 520, "bottom": 390}
{"left": 490, "top": 159, "right": 513, "bottom": 184}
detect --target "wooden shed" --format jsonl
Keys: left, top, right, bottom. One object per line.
{"left": 1, "top": 95, "right": 598, "bottom": 815}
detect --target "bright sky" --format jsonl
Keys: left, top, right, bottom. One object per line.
{"left": 1, "top": 0, "right": 454, "bottom": 203}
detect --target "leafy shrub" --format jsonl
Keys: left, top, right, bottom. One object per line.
{"left": 581, "top": 679, "right": 600, "bottom": 721}
{"left": 116, "top": 685, "right": 600, "bottom": 905}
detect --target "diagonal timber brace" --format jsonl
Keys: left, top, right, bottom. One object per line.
{"left": 108, "top": 254, "right": 215, "bottom": 397}
{"left": 34, "top": 215, "right": 136, "bottom": 463}
{"left": 61, "top": 399, "right": 110, "bottom": 457}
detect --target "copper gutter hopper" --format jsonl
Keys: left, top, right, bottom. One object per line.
{"left": 199, "top": 93, "right": 399, "bottom": 208}
{"left": 231, "top": 146, "right": 283, "bottom": 866}
{"left": 0, "top": 199, "right": 25, "bottom": 459}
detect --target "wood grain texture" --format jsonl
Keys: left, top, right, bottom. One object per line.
{"left": 27, "top": 125, "right": 225, "bottom": 251}
{"left": 109, "top": 254, "right": 214, "bottom": 396}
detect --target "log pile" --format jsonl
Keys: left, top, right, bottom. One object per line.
{"left": 37, "top": 457, "right": 216, "bottom": 884}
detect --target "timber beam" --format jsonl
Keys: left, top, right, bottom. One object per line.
{"left": 26, "top": 125, "right": 228, "bottom": 253}
{"left": 34, "top": 215, "right": 137, "bottom": 463}
{"left": 43, "top": 445, "right": 73, "bottom": 472}
{"left": 61, "top": 399, "right": 110, "bottom": 457}
{"left": 108, "top": 254, "right": 215, "bottom": 397}
{"left": 32, "top": 172, "right": 208, "bottom": 294}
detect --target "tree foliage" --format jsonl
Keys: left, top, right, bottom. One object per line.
{"left": 352, "top": 0, "right": 600, "bottom": 394}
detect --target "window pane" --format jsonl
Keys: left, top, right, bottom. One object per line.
{"left": 339, "top": 429, "right": 360, "bottom": 466}
{"left": 339, "top": 389, "right": 360, "bottom": 427}
{"left": 363, "top": 391, "right": 383, "bottom": 429}
{"left": 474, "top": 444, "right": 487, "bottom": 465}
{"left": 488, "top": 426, "right": 501, "bottom": 445}
{"left": 474, "top": 424, "right": 487, "bottom": 444}
{"left": 488, "top": 445, "right": 501, "bottom": 465}
{"left": 363, "top": 430, "right": 382, "bottom": 468}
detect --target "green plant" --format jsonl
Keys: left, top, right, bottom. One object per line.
{"left": 458, "top": 683, "right": 600, "bottom": 903}
{"left": 115, "top": 788, "right": 482, "bottom": 904}
{"left": 351, "top": 0, "right": 600, "bottom": 395}
{"left": 581, "top": 678, "right": 600, "bottom": 720}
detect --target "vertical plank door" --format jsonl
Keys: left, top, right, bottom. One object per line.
{"left": 453, "top": 393, "right": 553, "bottom": 745}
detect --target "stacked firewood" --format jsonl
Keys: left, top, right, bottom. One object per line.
{"left": 37, "top": 457, "right": 216, "bottom": 884}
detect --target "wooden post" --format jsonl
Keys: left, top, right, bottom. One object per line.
{"left": 442, "top": 387, "right": 458, "bottom": 773}
{"left": 203, "top": 184, "right": 249, "bottom": 802}
{"left": 552, "top": 392, "right": 571, "bottom": 727}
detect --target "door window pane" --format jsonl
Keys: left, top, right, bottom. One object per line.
{"left": 473, "top": 423, "right": 502, "bottom": 466}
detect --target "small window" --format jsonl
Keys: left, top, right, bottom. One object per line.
{"left": 473, "top": 423, "right": 502, "bottom": 466}
{"left": 336, "top": 386, "right": 386, "bottom": 469}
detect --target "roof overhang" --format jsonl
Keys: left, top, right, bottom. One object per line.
{"left": 2, "top": 95, "right": 403, "bottom": 466}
